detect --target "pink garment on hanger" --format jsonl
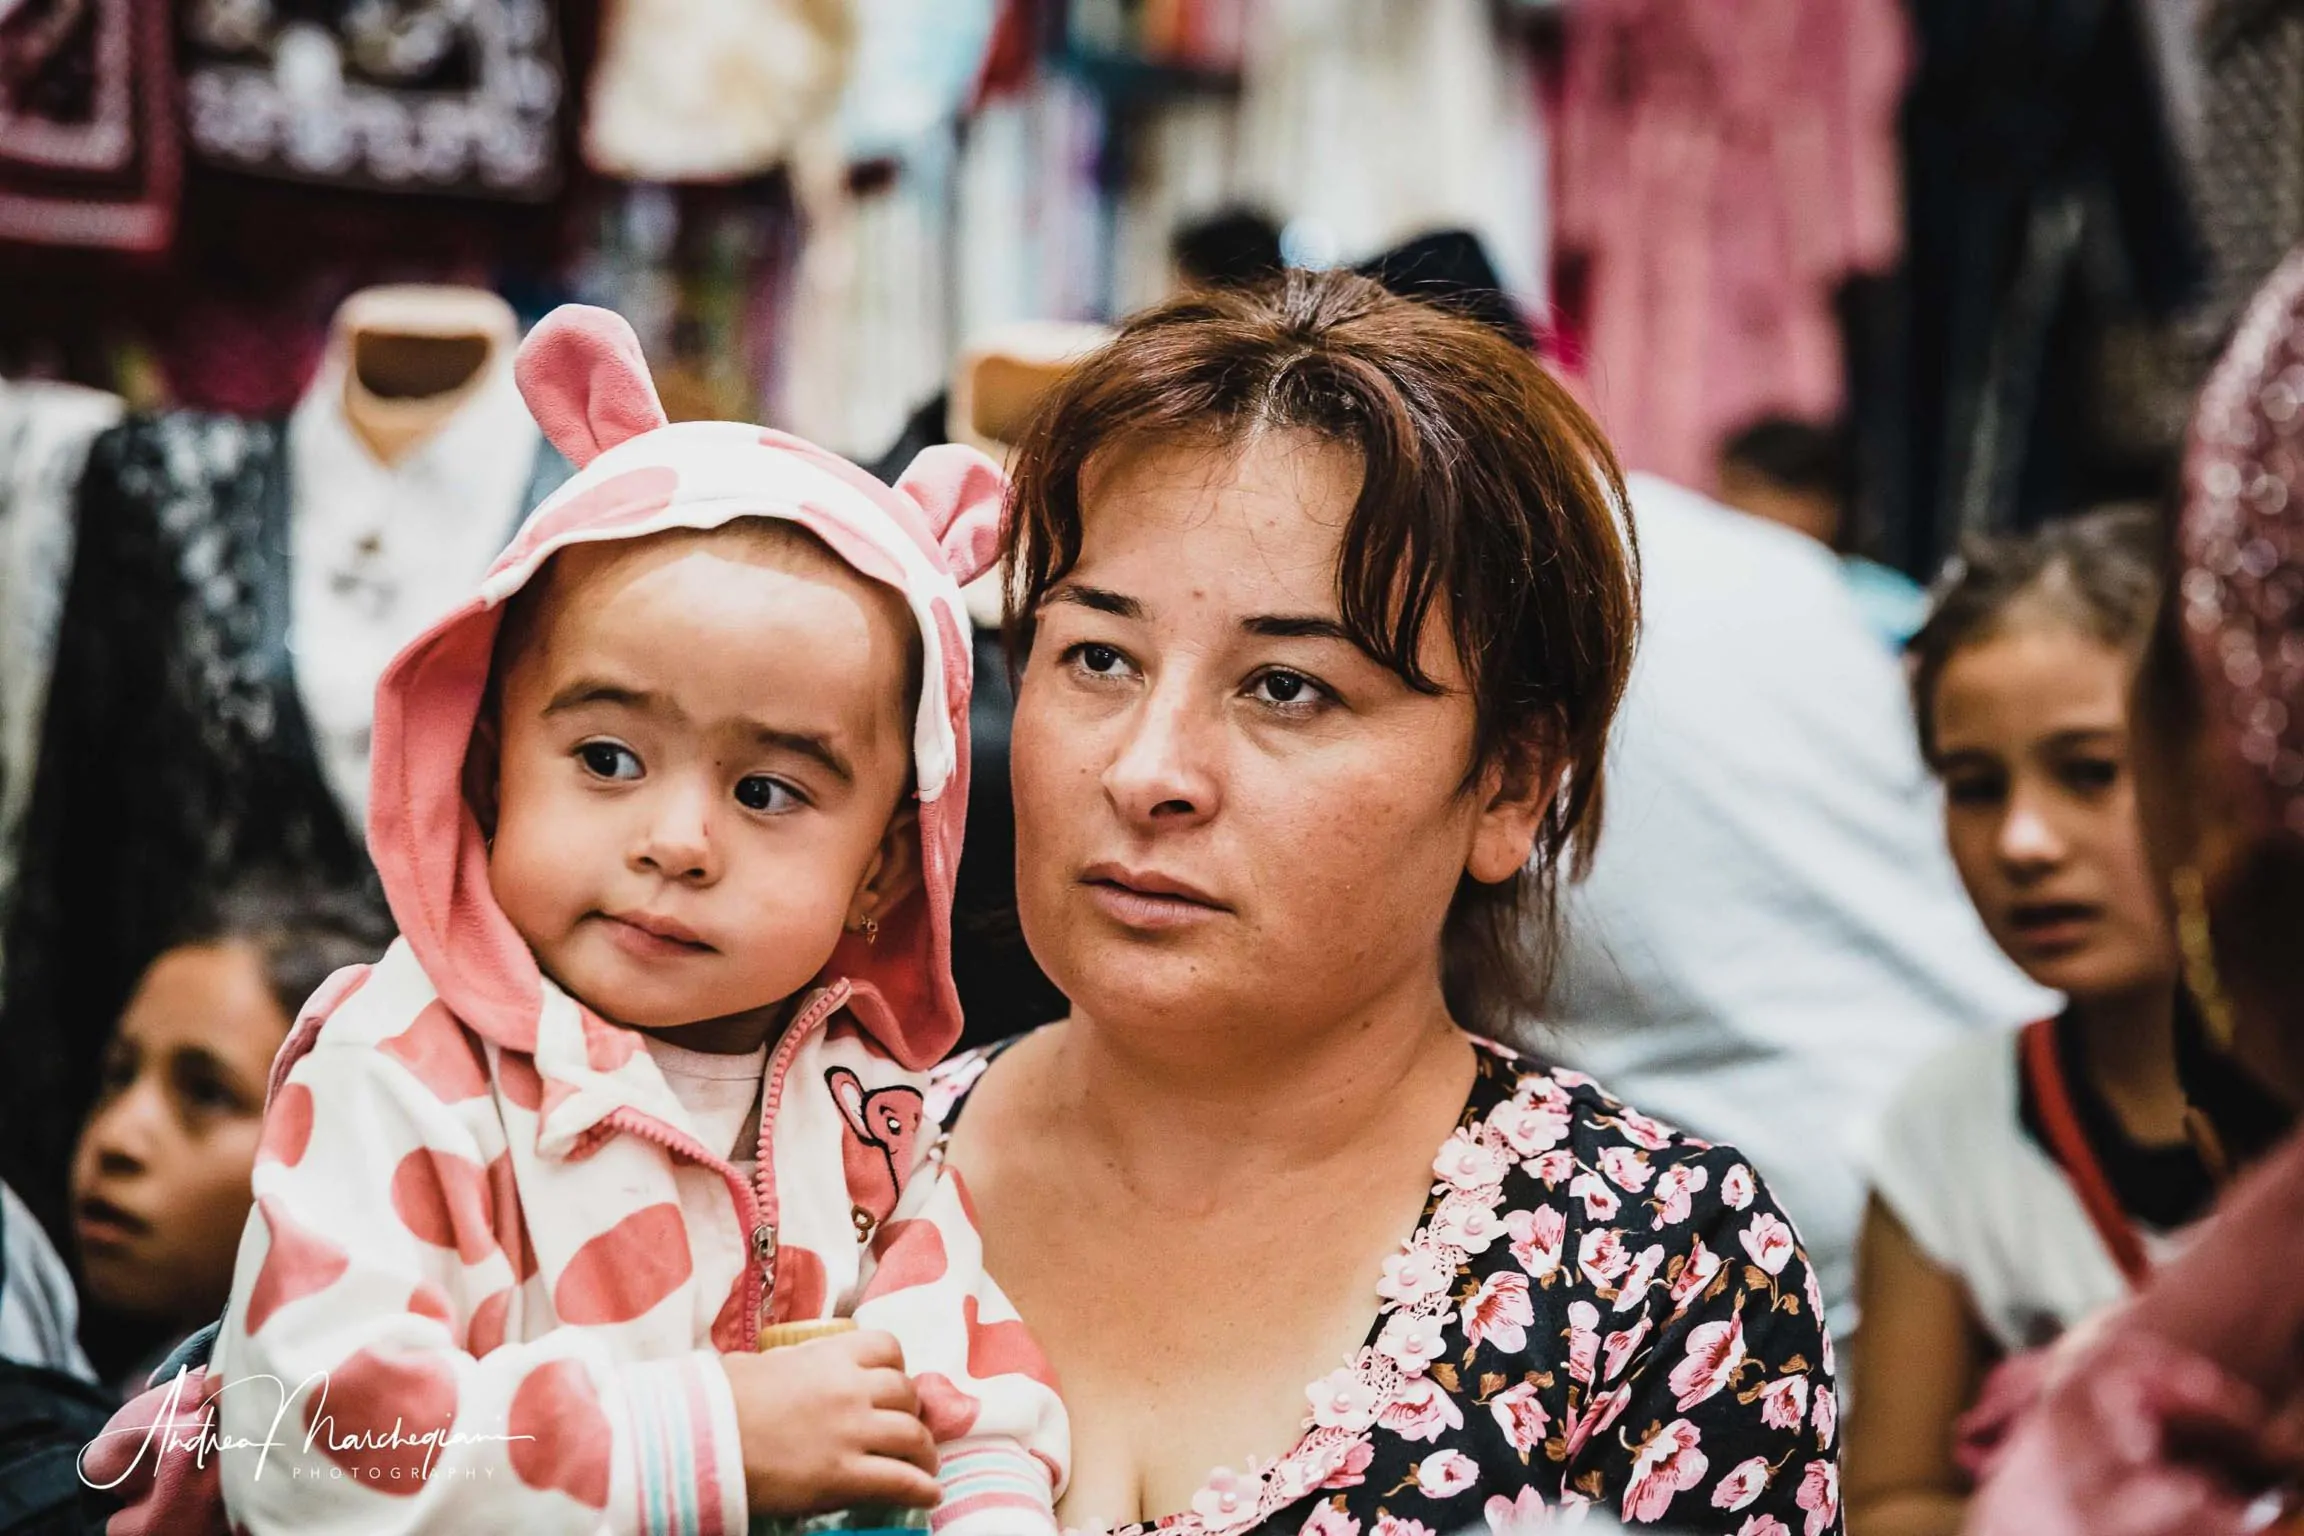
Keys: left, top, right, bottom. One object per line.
{"left": 1553, "top": 0, "right": 1909, "bottom": 490}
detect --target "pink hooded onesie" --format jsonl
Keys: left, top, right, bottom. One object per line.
{"left": 82, "top": 306, "right": 1064, "bottom": 1536}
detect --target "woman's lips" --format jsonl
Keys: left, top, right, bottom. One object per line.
{"left": 1079, "top": 864, "right": 1229, "bottom": 931}
{"left": 74, "top": 1195, "right": 149, "bottom": 1251}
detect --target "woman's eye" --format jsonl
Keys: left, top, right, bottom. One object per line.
{"left": 734, "top": 776, "right": 799, "bottom": 813}
{"left": 1060, "top": 642, "right": 1134, "bottom": 682}
{"left": 1248, "top": 669, "right": 1325, "bottom": 710}
{"left": 578, "top": 742, "right": 642, "bottom": 781}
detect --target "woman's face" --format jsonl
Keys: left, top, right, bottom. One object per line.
{"left": 1933, "top": 622, "right": 2177, "bottom": 1002}
{"left": 70, "top": 943, "right": 290, "bottom": 1324}
{"left": 1009, "top": 432, "right": 1545, "bottom": 1039}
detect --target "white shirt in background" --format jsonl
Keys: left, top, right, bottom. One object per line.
{"left": 1537, "top": 474, "right": 2053, "bottom": 1345}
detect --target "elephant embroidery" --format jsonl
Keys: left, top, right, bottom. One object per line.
{"left": 826, "top": 1066, "right": 924, "bottom": 1230}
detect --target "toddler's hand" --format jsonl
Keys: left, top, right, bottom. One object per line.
{"left": 721, "top": 1330, "right": 940, "bottom": 1516}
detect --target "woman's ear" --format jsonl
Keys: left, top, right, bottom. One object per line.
{"left": 1465, "top": 735, "right": 1564, "bottom": 885}
{"left": 850, "top": 800, "right": 924, "bottom": 928}
{"left": 463, "top": 710, "right": 503, "bottom": 843}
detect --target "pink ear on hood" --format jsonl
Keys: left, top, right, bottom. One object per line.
{"left": 894, "top": 444, "right": 1007, "bottom": 587}
{"left": 514, "top": 305, "right": 670, "bottom": 467}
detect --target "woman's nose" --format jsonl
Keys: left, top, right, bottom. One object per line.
{"left": 633, "top": 781, "right": 719, "bottom": 882}
{"left": 1101, "top": 686, "right": 1220, "bottom": 828}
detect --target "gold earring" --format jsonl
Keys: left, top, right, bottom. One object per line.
{"left": 2172, "top": 865, "right": 2238, "bottom": 1050}
{"left": 855, "top": 915, "right": 880, "bottom": 946}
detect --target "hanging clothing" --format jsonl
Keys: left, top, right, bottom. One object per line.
{"left": 1553, "top": 0, "right": 1909, "bottom": 493}
{"left": 2193, "top": 0, "right": 2304, "bottom": 349}
{"left": 179, "top": 0, "right": 564, "bottom": 200}
{"left": 1887, "top": 0, "right": 2203, "bottom": 572}
{"left": 288, "top": 344, "right": 542, "bottom": 828}
{"left": 582, "top": 0, "right": 854, "bottom": 182}
{"left": 0, "top": 379, "right": 121, "bottom": 995}
{"left": 0, "top": 0, "right": 178, "bottom": 250}
{"left": 0, "top": 408, "right": 566, "bottom": 1247}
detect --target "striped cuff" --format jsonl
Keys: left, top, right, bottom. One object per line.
{"left": 620, "top": 1352, "right": 748, "bottom": 1536}
{"left": 932, "top": 1438, "right": 1058, "bottom": 1536}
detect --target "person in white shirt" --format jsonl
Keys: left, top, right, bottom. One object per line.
{"left": 1536, "top": 474, "right": 2050, "bottom": 1348}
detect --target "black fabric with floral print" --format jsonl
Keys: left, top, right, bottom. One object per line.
{"left": 931, "top": 1036, "right": 1843, "bottom": 1536}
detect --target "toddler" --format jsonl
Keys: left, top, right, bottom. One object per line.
{"left": 92, "top": 307, "right": 1063, "bottom": 1535}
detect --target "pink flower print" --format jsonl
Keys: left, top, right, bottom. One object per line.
{"left": 1377, "top": 1243, "right": 1452, "bottom": 1308}
{"left": 1622, "top": 1418, "right": 1709, "bottom": 1524}
{"left": 1461, "top": 1271, "right": 1535, "bottom": 1353}
{"left": 1489, "top": 1097, "right": 1571, "bottom": 1157}
{"left": 1796, "top": 1459, "right": 1839, "bottom": 1536}
{"left": 1308, "top": 1366, "right": 1382, "bottom": 1432}
{"left": 1489, "top": 1379, "right": 1551, "bottom": 1452}
{"left": 1650, "top": 1163, "right": 1710, "bottom": 1228}
{"left": 1740, "top": 1212, "right": 1796, "bottom": 1276}
{"left": 1739, "top": 1519, "right": 1792, "bottom": 1536}
{"left": 1563, "top": 1381, "right": 1633, "bottom": 1461}
{"left": 1667, "top": 1314, "right": 1747, "bottom": 1411}
{"left": 1811, "top": 1381, "right": 1837, "bottom": 1448}
{"left": 1569, "top": 1170, "right": 1621, "bottom": 1220}
{"left": 1435, "top": 1131, "right": 1513, "bottom": 1192}
{"left": 1757, "top": 1374, "right": 1809, "bottom": 1431}
{"left": 1299, "top": 1502, "right": 1361, "bottom": 1536}
{"left": 1431, "top": 1192, "right": 1506, "bottom": 1256}
{"left": 1506, "top": 1205, "right": 1566, "bottom": 1280}
{"left": 1370, "top": 1518, "right": 1438, "bottom": 1536}
{"left": 1416, "top": 1449, "right": 1480, "bottom": 1499}
{"left": 1602, "top": 1314, "right": 1651, "bottom": 1383}
{"left": 1321, "top": 1434, "right": 1376, "bottom": 1490}
{"left": 1615, "top": 1243, "right": 1668, "bottom": 1310}
{"left": 1565, "top": 1300, "right": 1602, "bottom": 1386}
{"left": 1803, "top": 1265, "right": 1827, "bottom": 1329}
{"left": 1530, "top": 1149, "right": 1575, "bottom": 1186}
{"left": 1484, "top": 1487, "right": 1547, "bottom": 1536}
{"left": 1380, "top": 1375, "right": 1466, "bottom": 1444}
{"left": 1712, "top": 1456, "right": 1771, "bottom": 1512}
{"left": 1616, "top": 1108, "right": 1676, "bottom": 1150}
{"left": 1190, "top": 1467, "right": 1263, "bottom": 1534}
{"left": 1378, "top": 1310, "right": 1449, "bottom": 1372}
{"left": 1720, "top": 1163, "right": 1756, "bottom": 1211}
{"left": 1598, "top": 1146, "right": 1655, "bottom": 1192}
{"left": 1669, "top": 1236, "right": 1724, "bottom": 1306}
{"left": 1578, "top": 1227, "right": 1631, "bottom": 1287}
{"left": 1549, "top": 1066, "right": 1599, "bottom": 1091}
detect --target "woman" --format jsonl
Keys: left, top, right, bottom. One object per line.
{"left": 1963, "top": 250, "right": 2304, "bottom": 1532}
{"left": 938, "top": 270, "right": 1843, "bottom": 1534}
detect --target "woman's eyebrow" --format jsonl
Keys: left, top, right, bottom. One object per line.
{"left": 1046, "top": 583, "right": 1142, "bottom": 618}
{"left": 1244, "top": 614, "right": 1354, "bottom": 642}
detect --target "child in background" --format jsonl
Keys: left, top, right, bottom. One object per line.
{"left": 89, "top": 307, "right": 1064, "bottom": 1536}
{"left": 1844, "top": 509, "right": 2215, "bottom": 1536}
{"left": 69, "top": 874, "right": 391, "bottom": 1386}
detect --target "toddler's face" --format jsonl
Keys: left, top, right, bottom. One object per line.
{"left": 484, "top": 529, "right": 920, "bottom": 1046}
{"left": 71, "top": 943, "right": 290, "bottom": 1324}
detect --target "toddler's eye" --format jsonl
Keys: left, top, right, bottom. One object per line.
{"left": 578, "top": 742, "right": 642, "bottom": 781}
{"left": 735, "top": 775, "right": 799, "bottom": 813}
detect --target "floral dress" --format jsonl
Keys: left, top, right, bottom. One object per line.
{"left": 929, "top": 1035, "right": 1843, "bottom": 1536}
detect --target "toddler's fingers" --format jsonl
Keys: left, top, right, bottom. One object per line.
{"left": 865, "top": 1367, "right": 920, "bottom": 1415}
{"left": 842, "top": 1329, "right": 908, "bottom": 1372}
{"left": 840, "top": 1453, "right": 943, "bottom": 1511}
{"left": 862, "top": 1408, "right": 940, "bottom": 1476}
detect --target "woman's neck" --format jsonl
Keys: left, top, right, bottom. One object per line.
{"left": 1046, "top": 987, "right": 1475, "bottom": 1209}
{"left": 2069, "top": 983, "right": 2189, "bottom": 1146}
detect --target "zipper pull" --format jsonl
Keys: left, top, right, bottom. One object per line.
{"left": 752, "top": 1222, "right": 777, "bottom": 1270}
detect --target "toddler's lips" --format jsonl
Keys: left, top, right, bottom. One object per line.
{"left": 599, "top": 911, "right": 715, "bottom": 957}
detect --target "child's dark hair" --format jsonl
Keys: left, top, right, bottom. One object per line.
{"left": 1908, "top": 506, "right": 2164, "bottom": 763}
{"left": 1719, "top": 417, "right": 1851, "bottom": 506}
{"left": 169, "top": 872, "right": 395, "bottom": 1022}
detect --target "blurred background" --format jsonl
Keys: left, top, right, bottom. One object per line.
{"left": 0, "top": 0, "right": 2296, "bottom": 1438}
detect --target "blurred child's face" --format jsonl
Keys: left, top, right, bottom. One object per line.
{"left": 71, "top": 943, "right": 290, "bottom": 1323}
{"left": 1934, "top": 620, "right": 2178, "bottom": 1002}
{"left": 484, "top": 529, "right": 920, "bottom": 1048}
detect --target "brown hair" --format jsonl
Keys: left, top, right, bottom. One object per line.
{"left": 1001, "top": 268, "right": 1640, "bottom": 1031}
{"left": 1908, "top": 506, "right": 2164, "bottom": 763}
{"left": 170, "top": 871, "right": 395, "bottom": 1023}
